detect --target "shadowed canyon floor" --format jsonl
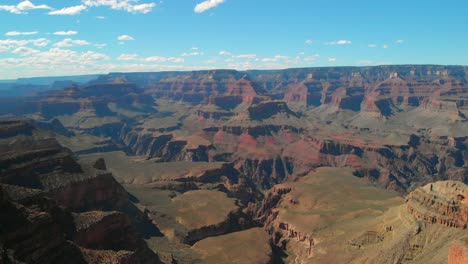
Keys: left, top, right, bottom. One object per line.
{"left": 0, "top": 65, "right": 467, "bottom": 263}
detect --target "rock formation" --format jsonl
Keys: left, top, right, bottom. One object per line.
{"left": 0, "top": 120, "right": 163, "bottom": 264}
{"left": 252, "top": 168, "right": 467, "bottom": 263}
{"left": 406, "top": 181, "right": 468, "bottom": 229}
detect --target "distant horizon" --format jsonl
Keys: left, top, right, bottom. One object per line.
{"left": 1, "top": 63, "right": 467, "bottom": 82}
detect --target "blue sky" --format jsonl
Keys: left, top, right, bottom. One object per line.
{"left": 0, "top": 0, "right": 466, "bottom": 79}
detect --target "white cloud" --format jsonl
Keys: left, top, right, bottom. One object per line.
{"left": 236, "top": 54, "right": 257, "bottom": 59}
{"left": 0, "top": 1, "right": 52, "bottom": 14}
{"left": 325, "top": 40, "right": 352, "bottom": 45}
{"left": 395, "top": 39, "right": 404, "bottom": 44}
{"left": 2, "top": 39, "right": 30, "bottom": 48}
{"left": 368, "top": 44, "right": 377, "bottom": 48}
{"left": 117, "top": 53, "right": 184, "bottom": 63}
{"left": 0, "top": 49, "right": 207, "bottom": 79}
{"left": 80, "top": 50, "right": 109, "bottom": 61}
{"left": 0, "top": 48, "right": 110, "bottom": 74}
{"left": 117, "top": 35, "right": 134, "bottom": 41}
{"left": 144, "top": 56, "right": 184, "bottom": 63}
{"left": 0, "top": 38, "right": 50, "bottom": 51}
{"left": 82, "top": 0, "right": 156, "bottom": 14}
{"left": 117, "top": 53, "right": 139, "bottom": 61}
{"left": 383, "top": 44, "right": 389, "bottom": 49}
{"left": 328, "top": 57, "right": 337, "bottom": 62}
{"left": 194, "top": 0, "right": 225, "bottom": 13}
{"left": 6, "top": 31, "right": 38, "bottom": 36}
{"left": 0, "top": 1, "right": 157, "bottom": 16}
{"left": 181, "top": 52, "right": 204, "bottom": 56}
{"left": 94, "top": 43, "right": 107, "bottom": 48}
{"left": 49, "top": 5, "right": 87, "bottom": 15}
{"left": 54, "top": 38, "right": 90, "bottom": 47}
{"left": 32, "top": 38, "right": 50, "bottom": 47}
{"left": 128, "top": 3, "right": 156, "bottom": 14}
{"left": 261, "top": 55, "right": 290, "bottom": 62}
{"left": 53, "top": 31, "right": 78, "bottom": 36}
{"left": 305, "top": 39, "right": 313, "bottom": 44}
{"left": 12, "top": 46, "right": 40, "bottom": 56}
{"left": 274, "top": 55, "right": 289, "bottom": 60}
{"left": 219, "top": 51, "right": 231, "bottom": 56}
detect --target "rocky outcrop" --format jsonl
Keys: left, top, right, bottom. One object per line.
{"left": 0, "top": 183, "right": 161, "bottom": 264}
{"left": 234, "top": 158, "right": 294, "bottom": 189}
{"left": 73, "top": 211, "right": 138, "bottom": 251}
{"left": 406, "top": 181, "right": 468, "bottom": 229}
{"left": 0, "top": 184, "right": 86, "bottom": 264}
{"left": 225, "top": 75, "right": 267, "bottom": 104}
{"left": 420, "top": 98, "right": 463, "bottom": 116}
{"left": 247, "top": 100, "right": 299, "bottom": 120}
{"left": 47, "top": 170, "right": 129, "bottom": 212}
{"left": 0, "top": 135, "right": 82, "bottom": 189}
{"left": 210, "top": 95, "right": 245, "bottom": 110}
{"left": 143, "top": 70, "right": 245, "bottom": 104}
{"left": 251, "top": 184, "right": 316, "bottom": 254}
{"left": 253, "top": 185, "right": 292, "bottom": 222}
{"left": 182, "top": 208, "right": 257, "bottom": 246}
{"left": 0, "top": 120, "right": 163, "bottom": 263}
{"left": 34, "top": 118, "right": 75, "bottom": 136}
{"left": 0, "top": 119, "right": 34, "bottom": 138}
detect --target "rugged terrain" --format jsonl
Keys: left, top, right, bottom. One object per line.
{"left": 0, "top": 119, "right": 162, "bottom": 264}
{"left": 253, "top": 167, "right": 467, "bottom": 263}
{"left": 0, "top": 65, "right": 467, "bottom": 263}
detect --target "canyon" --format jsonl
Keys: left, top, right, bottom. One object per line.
{"left": 0, "top": 65, "right": 467, "bottom": 263}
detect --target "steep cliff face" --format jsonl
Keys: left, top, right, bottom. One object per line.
{"left": 247, "top": 101, "right": 298, "bottom": 120}
{"left": 144, "top": 70, "right": 243, "bottom": 104}
{"left": 234, "top": 157, "right": 294, "bottom": 189}
{"left": 420, "top": 98, "right": 464, "bottom": 117}
{"left": 0, "top": 184, "right": 86, "bottom": 264}
{"left": 0, "top": 123, "right": 82, "bottom": 189}
{"left": 182, "top": 208, "right": 257, "bottom": 246}
{"left": 0, "top": 183, "right": 162, "bottom": 264}
{"left": 119, "top": 127, "right": 214, "bottom": 162}
{"left": 73, "top": 211, "right": 140, "bottom": 251}
{"left": 47, "top": 170, "right": 130, "bottom": 212}
{"left": 0, "top": 120, "right": 163, "bottom": 264}
{"left": 406, "top": 181, "right": 468, "bottom": 229}
{"left": 0, "top": 119, "right": 34, "bottom": 138}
